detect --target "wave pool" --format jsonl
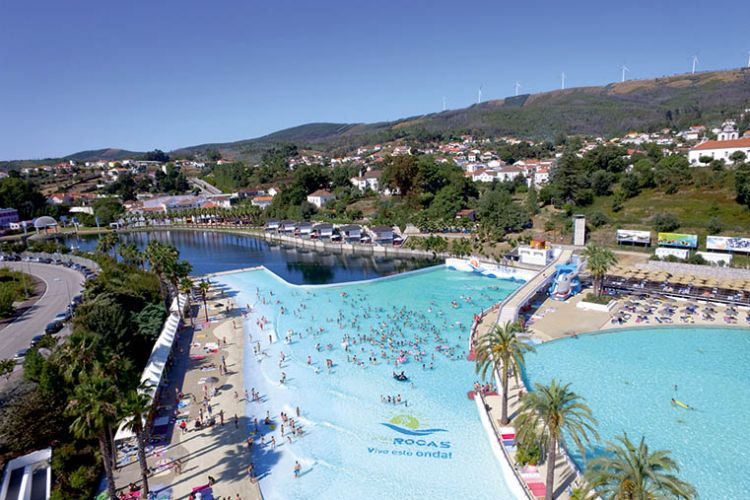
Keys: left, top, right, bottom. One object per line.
{"left": 216, "top": 266, "right": 521, "bottom": 499}
{"left": 523, "top": 326, "right": 750, "bottom": 499}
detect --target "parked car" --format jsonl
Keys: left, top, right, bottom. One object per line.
{"left": 45, "top": 320, "right": 64, "bottom": 335}
{"left": 30, "top": 334, "right": 45, "bottom": 346}
{"left": 14, "top": 348, "right": 28, "bottom": 361}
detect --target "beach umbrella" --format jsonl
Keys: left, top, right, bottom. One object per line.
{"left": 205, "top": 376, "right": 220, "bottom": 385}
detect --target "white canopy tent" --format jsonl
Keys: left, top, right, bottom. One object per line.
{"left": 115, "top": 294, "right": 187, "bottom": 441}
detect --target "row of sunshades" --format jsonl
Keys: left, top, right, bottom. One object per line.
{"left": 500, "top": 426, "right": 547, "bottom": 499}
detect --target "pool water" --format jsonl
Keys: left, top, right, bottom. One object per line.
{"left": 523, "top": 327, "right": 750, "bottom": 499}
{"left": 216, "top": 266, "right": 521, "bottom": 500}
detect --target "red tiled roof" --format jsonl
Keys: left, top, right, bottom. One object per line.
{"left": 691, "top": 138, "right": 750, "bottom": 151}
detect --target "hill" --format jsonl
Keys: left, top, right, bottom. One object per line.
{"left": 177, "top": 68, "right": 750, "bottom": 160}
{"left": 7, "top": 67, "right": 750, "bottom": 165}
{"left": 63, "top": 148, "right": 143, "bottom": 162}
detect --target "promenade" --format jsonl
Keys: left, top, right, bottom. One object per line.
{"left": 113, "top": 283, "right": 261, "bottom": 500}
{"left": 471, "top": 247, "right": 579, "bottom": 500}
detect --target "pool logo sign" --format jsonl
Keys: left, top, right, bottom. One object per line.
{"left": 368, "top": 414, "right": 453, "bottom": 460}
{"left": 381, "top": 414, "right": 446, "bottom": 437}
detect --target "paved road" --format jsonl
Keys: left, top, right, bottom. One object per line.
{"left": 0, "top": 262, "right": 84, "bottom": 360}
{"left": 188, "top": 177, "right": 222, "bottom": 195}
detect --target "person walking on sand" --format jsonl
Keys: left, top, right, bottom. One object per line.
{"left": 294, "top": 461, "right": 301, "bottom": 478}
{"left": 219, "top": 409, "right": 224, "bottom": 425}
{"left": 234, "top": 414, "right": 239, "bottom": 428}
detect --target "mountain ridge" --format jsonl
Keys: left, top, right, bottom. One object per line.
{"left": 5, "top": 67, "right": 750, "bottom": 165}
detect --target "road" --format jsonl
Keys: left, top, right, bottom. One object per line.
{"left": 0, "top": 262, "right": 84, "bottom": 360}
{"left": 188, "top": 177, "right": 222, "bottom": 195}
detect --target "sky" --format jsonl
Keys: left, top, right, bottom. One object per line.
{"left": 1, "top": 0, "right": 749, "bottom": 160}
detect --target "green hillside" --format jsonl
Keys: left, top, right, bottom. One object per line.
{"left": 6, "top": 67, "right": 750, "bottom": 165}
{"left": 176, "top": 68, "right": 750, "bottom": 160}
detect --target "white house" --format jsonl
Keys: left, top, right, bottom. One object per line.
{"left": 496, "top": 165, "right": 525, "bottom": 182}
{"left": 251, "top": 195, "right": 273, "bottom": 209}
{"left": 471, "top": 169, "right": 497, "bottom": 183}
{"left": 306, "top": 189, "right": 335, "bottom": 208}
{"left": 688, "top": 122, "right": 750, "bottom": 165}
{"left": 350, "top": 170, "right": 381, "bottom": 192}
{"left": 339, "top": 224, "right": 361, "bottom": 241}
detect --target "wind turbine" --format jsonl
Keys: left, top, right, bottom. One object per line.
{"left": 747, "top": 51, "right": 750, "bottom": 68}
{"left": 561, "top": 72, "right": 566, "bottom": 90}
{"left": 514, "top": 81, "right": 521, "bottom": 96}
{"left": 692, "top": 55, "right": 699, "bottom": 74}
{"left": 477, "top": 85, "right": 483, "bottom": 104}
{"left": 620, "top": 65, "right": 630, "bottom": 82}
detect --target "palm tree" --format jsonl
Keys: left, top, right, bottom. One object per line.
{"left": 118, "top": 242, "right": 144, "bottom": 268}
{"left": 164, "top": 258, "right": 191, "bottom": 291}
{"left": 66, "top": 373, "right": 120, "bottom": 500}
{"left": 96, "top": 232, "right": 119, "bottom": 257}
{"left": 582, "top": 243, "right": 618, "bottom": 297}
{"left": 516, "top": 380, "right": 599, "bottom": 500}
{"left": 178, "top": 277, "right": 194, "bottom": 322}
{"left": 198, "top": 280, "right": 211, "bottom": 322}
{"left": 475, "top": 321, "right": 535, "bottom": 424}
{"left": 121, "top": 386, "right": 154, "bottom": 498}
{"left": 585, "top": 434, "right": 696, "bottom": 500}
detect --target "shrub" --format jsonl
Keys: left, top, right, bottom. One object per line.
{"left": 589, "top": 211, "right": 609, "bottom": 228}
{"left": 516, "top": 440, "right": 541, "bottom": 466}
{"left": 652, "top": 212, "right": 680, "bottom": 232}
{"left": 706, "top": 217, "right": 722, "bottom": 235}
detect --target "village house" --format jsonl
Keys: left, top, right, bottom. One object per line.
{"left": 306, "top": 189, "right": 335, "bottom": 208}
{"left": 688, "top": 121, "right": 750, "bottom": 165}
{"left": 251, "top": 195, "right": 274, "bottom": 209}
{"left": 349, "top": 170, "right": 381, "bottom": 192}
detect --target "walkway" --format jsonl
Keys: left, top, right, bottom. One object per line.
{"left": 113, "top": 284, "right": 261, "bottom": 500}
{"left": 495, "top": 248, "right": 572, "bottom": 326}
{"left": 471, "top": 247, "right": 579, "bottom": 499}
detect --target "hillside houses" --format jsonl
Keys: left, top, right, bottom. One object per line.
{"left": 688, "top": 121, "right": 750, "bottom": 165}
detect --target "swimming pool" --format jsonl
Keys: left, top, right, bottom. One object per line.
{"left": 216, "top": 266, "right": 521, "bottom": 499}
{"left": 523, "top": 326, "right": 750, "bottom": 498}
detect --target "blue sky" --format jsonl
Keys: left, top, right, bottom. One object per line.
{"left": 1, "top": 0, "right": 748, "bottom": 160}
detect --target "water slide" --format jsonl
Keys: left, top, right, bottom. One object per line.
{"left": 548, "top": 257, "right": 583, "bottom": 301}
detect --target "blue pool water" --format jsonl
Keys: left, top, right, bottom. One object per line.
{"left": 523, "top": 327, "right": 750, "bottom": 499}
{"left": 216, "top": 266, "right": 521, "bottom": 499}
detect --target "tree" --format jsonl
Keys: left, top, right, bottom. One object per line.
{"left": 178, "top": 277, "right": 194, "bottom": 321}
{"left": 96, "top": 232, "right": 119, "bottom": 257}
{"left": 652, "top": 212, "right": 680, "bottom": 232}
{"left": 706, "top": 216, "right": 722, "bottom": 235}
{"left": 198, "top": 280, "right": 211, "bottom": 321}
{"left": 120, "top": 387, "right": 153, "bottom": 498}
{"left": 582, "top": 243, "right": 618, "bottom": 296}
{"left": 0, "top": 358, "right": 15, "bottom": 379}
{"left": 516, "top": 380, "right": 598, "bottom": 500}
{"left": 66, "top": 371, "right": 120, "bottom": 500}
{"left": 730, "top": 150, "right": 747, "bottom": 166}
{"left": 585, "top": 434, "right": 696, "bottom": 499}
{"left": 143, "top": 149, "right": 170, "bottom": 162}
{"left": 381, "top": 155, "right": 419, "bottom": 196}
{"left": 118, "top": 242, "right": 144, "bottom": 268}
{"left": 474, "top": 321, "right": 535, "bottom": 424}
{"left": 526, "top": 185, "right": 539, "bottom": 215}
{"left": 0, "top": 177, "right": 47, "bottom": 219}
{"left": 735, "top": 164, "right": 750, "bottom": 208}
{"left": 450, "top": 238, "right": 472, "bottom": 257}
{"left": 478, "top": 189, "right": 530, "bottom": 233}
{"left": 133, "top": 303, "right": 167, "bottom": 340}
